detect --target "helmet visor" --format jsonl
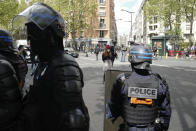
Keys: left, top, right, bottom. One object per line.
{"left": 12, "top": 2, "right": 65, "bottom": 30}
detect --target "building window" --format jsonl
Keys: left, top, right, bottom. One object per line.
{"left": 154, "top": 17, "right": 157, "bottom": 23}
{"left": 100, "top": 0, "right": 105, "bottom": 4}
{"left": 100, "top": 18, "right": 105, "bottom": 24}
{"left": 99, "top": 30, "right": 104, "bottom": 38}
{"left": 99, "top": 7, "right": 106, "bottom": 16}
{"left": 154, "top": 25, "right": 158, "bottom": 30}
{"left": 100, "top": 18, "right": 105, "bottom": 28}
{"left": 99, "top": 11, "right": 106, "bottom": 16}
{"left": 186, "top": 16, "right": 191, "bottom": 23}
{"left": 165, "top": 26, "right": 169, "bottom": 31}
{"left": 149, "top": 26, "right": 153, "bottom": 31}
{"left": 186, "top": 25, "right": 190, "bottom": 31}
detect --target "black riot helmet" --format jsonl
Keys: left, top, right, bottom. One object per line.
{"left": 12, "top": 2, "right": 65, "bottom": 62}
{"left": 128, "top": 45, "right": 152, "bottom": 71}
{"left": 0, "top": 29, "right": 14, "bottom": 51}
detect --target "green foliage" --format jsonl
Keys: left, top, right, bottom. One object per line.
{"left": 0, "top": 0, "right": 19, "bottom": 30}
{"left": 29, "top": 0, "right": 97, "bottom": 36}
{"left": 181, "top": 0, "right": 196, "bottom": 46}
{"left": 28, "top": 0, "right": 97, "bottom": 49}
{"left": 180, "top": 42, "right": 190, "bottom": 50}
{"left": 144, "top": 0, "right": 183, "bottom": 47}
{"left": 144, "top": 0, "right": 196, "bottom": 46}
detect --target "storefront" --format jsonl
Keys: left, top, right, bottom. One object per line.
{"left": 151, "top": 35, "right": 171, "bottom": 56}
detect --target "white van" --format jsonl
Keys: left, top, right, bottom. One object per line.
{"left": 15, "top": 40, "right": 28, "bottom": 48}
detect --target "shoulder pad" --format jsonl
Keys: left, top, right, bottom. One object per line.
{"left": 116, "top": 73, "right": 126, "bottom": 83}
{"left": 50, "top": 53, "right": 84, "bottom": 87}
{"left": 152, "top": 73, "right": 168, "bottom": 88}
{"left": 0, "top": 59, "right": 15, "bottom": 78}
{"left": 152, "top": 73, "right": 162, "bottom": 80}
{"left": 152, "top": 73, "right": 167, "bottom": 81}
{"left": 116, "top": 72, "right": 132, "bottom": 82}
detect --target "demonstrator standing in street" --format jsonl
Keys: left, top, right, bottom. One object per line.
{"left": 95, "top": 45, "right": 100, "bottom": 61}
{"left": 102, "top": 45, "right": 112, "bottom": 70}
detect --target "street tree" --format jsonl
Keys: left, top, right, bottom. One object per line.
{"left": 0, "top": 0, "right": 19, "bottom": 30}
{"left": 29, "top": 0, "right": 97, "bottom": 50}
{"left": 10, "top": 0, "right": 28, "bottom": 39}
{"left": 181, "top": 0, "right": 196, "bottom": 46}
{"left": 144, "top": 0, "right": 182, "bottom": 49}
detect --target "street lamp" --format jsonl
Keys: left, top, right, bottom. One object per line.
{"left": 121, "top": 9, "right": 134, "bottom": 41}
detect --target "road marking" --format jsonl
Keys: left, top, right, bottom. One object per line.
{"left": 152, "top": 64, "right": 196, "bottom": 72}
{"left": 152, "top": 64, "right": 170, "bottom": 68}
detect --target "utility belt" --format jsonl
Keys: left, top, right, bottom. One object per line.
{"left": 124, "top": 117, "right": 165, "bottom": 131}
{"left": 126, "top": 122, "right": 154, "bottom": 128}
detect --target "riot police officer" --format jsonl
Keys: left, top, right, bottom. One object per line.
{"left": 13, "top": 2, "right": 89, "bottom": 131}
{"left": 107, "top": 45, "right": 171, "bottom": 131}
{"left": 0, "top": 29, "right": 27, "bottom": 131}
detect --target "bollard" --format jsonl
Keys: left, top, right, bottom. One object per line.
{"left": 166, "top": 53, "right": 168, "bottom": 59}
{"left": 176, "top": 53, "right": 178, "bottom": 59}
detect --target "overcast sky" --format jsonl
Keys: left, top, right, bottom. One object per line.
{"left": 114, "top": 0, "right": 143, "bottom": 36}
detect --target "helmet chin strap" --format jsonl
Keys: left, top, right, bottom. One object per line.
{"left": 132, "top": 62, "right": 151, "bottom": 71}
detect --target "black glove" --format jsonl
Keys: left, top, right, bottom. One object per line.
{"left": 154, "top": 118, "right": 166, "bottom": 131}
{"left": 154, "top": 123, "right": 163, "bottom": 131}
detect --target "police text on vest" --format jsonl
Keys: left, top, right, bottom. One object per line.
{"left": 128, "top": 87, "right": 157, "bottom": 99}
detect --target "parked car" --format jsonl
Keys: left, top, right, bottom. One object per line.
{"left": 64, "top": 47, "right": 79, "bottom": 58}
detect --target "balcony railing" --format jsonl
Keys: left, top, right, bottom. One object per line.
{"left": 99, "top": 12, "right": 106, "bottom": 16}
{"left": 99, "top": 23, "right": 106, "bottom": 29}
{"left": 99, "top": 1, "right": 106, "bottom": 6}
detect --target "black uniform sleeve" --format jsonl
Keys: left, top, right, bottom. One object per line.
{"left": 52, "top": 60, "right": 89, "bottom": 130}
{"left": 0, "top": 60, "right": 22, "bottom": 130}
{"left": 158, "top": 79, "right": 171, "bottom": 130}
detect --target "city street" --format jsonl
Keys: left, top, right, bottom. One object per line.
{"left": 1, "top": 0, "right": 196, "bottom": 131}
{"left": 24, "top": 52, "right": 196, "bottom": 131}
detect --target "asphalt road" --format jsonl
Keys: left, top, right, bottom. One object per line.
{"left": 24, "top": 52, "right": 196, "bottom": 131}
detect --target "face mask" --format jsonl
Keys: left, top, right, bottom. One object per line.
{"left": 107, "top": 49, "right": 110, "bottom": 52}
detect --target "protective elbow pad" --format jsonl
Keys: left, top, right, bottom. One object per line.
{"left": 63, "top": 109, "right": 87, "bottom": 129}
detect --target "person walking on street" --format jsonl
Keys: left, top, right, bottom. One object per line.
{"left": 153, "top": 46, "right": 157, "bottom": 57}
{"left": 18, "top": 45, "right": 28, "bottom": 62}
{"left": 121, "top": 46, "right": 127, "bottom": 62}
{"left": 30, "top": 48, "right": 36, "bottom": 68}
{"left": 107, "top": 45, "right": 171, "bottom": 131}
{"left": 95, "top": 45, "right": 100, "bottom": 61}
{"left": 85, "top": 46, "right": 89, "bottom": 57}
{"left": 13, "top": 2, "right": 89, "bottom": 131}
{"left": 102, "top": 45, "right": 112, "bottom": 70}
{"left": 102, "top": 45, "right": 112, "bottom": 83}
{"left": 111, "top": 45, "right": 118, "bottom": 66}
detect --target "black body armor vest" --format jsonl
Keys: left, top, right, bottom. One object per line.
{"left": 122, "top": 72, "right": 160, "bottom": 125}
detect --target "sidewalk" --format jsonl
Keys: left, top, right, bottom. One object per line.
{"left": 153, "top": 55, "right": 196, "bottom": 61}
{"left": 77, "top": 52, "right": 196, "bottom": 69}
